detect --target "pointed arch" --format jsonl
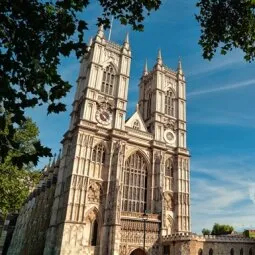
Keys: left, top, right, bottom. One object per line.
{"left": 230, "top": 248, "right": 234, "bottom": 255}
{"left": 90, "top": 219, "right": 98, "bottom": 246}
{"left": 209, "top": 248, "right": 213, "bottom": 255}
{"left": 84, "top": 207, "right": 100, "bottom": 247}
{"left": 101, "top": 63, "right": 116, "bottom": 96}
{"left": 240, "top": 248, "right": 243, "bottom": 255}
{"left": 130, "top": 248, "right": 147, "bottom": 255}
{"left": 122, "top": 151, "right": 148, "bottom": 213}
{"left": 165, "top": 88, "right": 175, "bottom": 117}
{"left": 249, "top": 248, "right": 253, "bottom": 255}
{"left": 165, "top": 157, "right": 174, "bottom": 177}
{"left": 198, "top": 248, "right": 203, "bottom": 255}
{"left": 125, "top": 149, "right": 150, "bottom": 170}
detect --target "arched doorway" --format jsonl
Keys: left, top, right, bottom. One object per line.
{"left": 130, "top": 248, "right": 146, "bottom": 255}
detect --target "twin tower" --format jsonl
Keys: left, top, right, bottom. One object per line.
{"left": 8, "top": 26, "right": 190, "bottom": 255}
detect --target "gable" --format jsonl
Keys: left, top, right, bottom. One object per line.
{"left": 125, "top": 108, "right": 147, "bottom": 132}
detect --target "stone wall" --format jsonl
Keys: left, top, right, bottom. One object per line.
{"left": 7, "top": 161, "right": 59, "bottom": 255}
{"left": 162, "top": 233, "right": 255, "bottom": 255}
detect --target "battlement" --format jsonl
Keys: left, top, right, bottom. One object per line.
{"left": 106, "top": 40, "right": 122, "bottom": 52}
{"left": 162, "top": 233, "right": 255, "bottom": 243}
{"left": 163, "top": 64, "right": 177, "bottom": 75}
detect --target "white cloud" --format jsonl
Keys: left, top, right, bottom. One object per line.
{"left": 187, "top": 78, "right": 255, "bottom": 98}
{"left": 249, "top": 184, "right": 255, "bottom": 205}
{"left": 187, "top": 50, "right": 244, "bottom": 77}
{"left": 191, "top": 155, "right": 255, "bottom": 233}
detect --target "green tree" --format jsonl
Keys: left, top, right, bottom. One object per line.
{"left": 0, "top": 118, "right": 42, "bottom": 216}
{"left": 202, "top": 228, "right": 211, "bottom": 235}
{"left": 196, "top": 0, "right": 255, "bottom": 61}
{"left": 211, "top": 223, "right": 234, "bottom": 235}
{"left": 0, "top": 0, "right": 161, "bottom": 166}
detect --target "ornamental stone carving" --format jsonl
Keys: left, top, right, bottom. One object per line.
{"left": 164, "top": 192, "right": 174, "bottom": 211}
{"left": 164, "top": 118, "right": 176, "bottom": 131}
{"left": 88, "top": 182, "right": 102, "bottom": 203}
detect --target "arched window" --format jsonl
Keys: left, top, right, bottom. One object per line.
{"left": 198, "top": 248, "right": 203, "bottom": 255}
{"left": 101, "top": 65, "right": 115, "bottom": 96}
{"left": 165, "top": 158, "right": 174, "bottom": 177}
{"left": 165, "top": 89, "right": 175, "bottom": 116}
{"left": 133, "top": 120, "right": 140, "bottom": 130}
{"left": 122, "top": 152, "right": 148, "bottom": 213}
{"left": 92, "top": 143, "right": 105, "bottom": 163}
{"left": 147, "top": 91, "right": 152, "bottom": 118}
{"left": 209, "top": 248, "right": 213, "bottom": 255}
{"left": 90, "top": 220, "right": 98, "bottom": 246}
{"left": 249, "top": 248, "right": 253, "bottom": 255}
{"left": 230, "top": 248, "right": 234, "bottom": 255}
{"left": 240, "top": 248, "right": 243, "bottom": 255}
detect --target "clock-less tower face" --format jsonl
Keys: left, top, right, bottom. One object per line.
{"left": 164, "top": 129, "right": 176, "bottom": 144}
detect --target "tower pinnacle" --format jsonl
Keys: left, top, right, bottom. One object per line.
{"left": 143, "top": 59, "right": 148, "bottom": 75}
{"left": 157, "top": 49, "right": 163, "bottom": 65}
{"left": 125, "top": 32, "right": 129, "bottom": 44}
{"left": 87, "top": 37, "right": 93, "bottom": 51}
{"left": 123, "top": 32, "right": 130, "bottom": 51}
{"left": 177, "top": 57, "right": 183, "bottom": 75}
{"left": 97, "top": 24, "right": 104, "bottom": 38}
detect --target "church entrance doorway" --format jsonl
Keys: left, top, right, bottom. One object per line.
{"left": 130, "top": 248, "right": 147, "bottom": 255}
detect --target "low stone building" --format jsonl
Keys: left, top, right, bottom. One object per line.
{"left": 162, "top": 233, "right": 255, "bottom": 255}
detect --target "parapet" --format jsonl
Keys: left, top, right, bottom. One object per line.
{"left": 162, "top": 233, "right": 255, "bottom": 244}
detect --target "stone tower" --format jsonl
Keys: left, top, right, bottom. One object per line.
{"left": 138, "top": 52, "right": 190, "bottom": 235}
{"left": 7, "top": 27, "right": 190, "bottom": 255}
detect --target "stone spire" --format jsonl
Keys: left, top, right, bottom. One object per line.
{"left": 177, "top": 57, "right": 183, "bottom": 75}
{"left": 56, "top": 149, "right": 62, "bottom": 166}
{"left": 143, "top": 59, "right": 148, "bottom": 75}
{"left": 157, "top": 49, "right": 163, "bottom": 65}
{"left": 87, "top": 37, "right": 93, "bottom": 51}
{"left": 123, "top": 32, "right": 130, "bottom": 50}
{"left": 97, "top": 24, "right": 104, "bottom": 37}
{"left": 125, "top": 32, "right": 129, "bottom": 44}
{"left": 51, "top": 153, "right": 56, "bottom": 167}
{"left": 95, "top": 24, "right": 104, "bottom": 42}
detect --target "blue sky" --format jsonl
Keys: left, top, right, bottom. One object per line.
{"left": 28, "top": 0, "right": 255, "bottom": 233}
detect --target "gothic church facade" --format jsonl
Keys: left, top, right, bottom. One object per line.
{"left": 8, "top": 26, "right": 190, "bottom": 255}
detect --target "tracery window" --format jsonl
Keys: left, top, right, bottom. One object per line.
{"left": 240, "top": 248, "right": 243, "bottom": 255}
{"left": 230, "top": 248, "right": 234, "bottom": 255}
{"left": 209, "top": 248, "right": 213, "bottom": 255}
{"left": 101, "top": 65, "right": 115, "bottom": 96}
{"left": 92, "top": 143, "right": 105, "bottom": 163}
{"left": 165, "top": 158, "right": 174, "bottom": 177}
{"left": 198, "top": 249, "right": 203, "bottom": 255}
{"left": 249, "top": 248, "right": 253, "bottom": 255}
{"left": 165, "top": 89, "right": 175, "bottom": 116}
{"left": 122, "top": 152, "right": 148, "bottom": 213}
{"left": 133, "top": 120, "right": 140, "bottom": 130}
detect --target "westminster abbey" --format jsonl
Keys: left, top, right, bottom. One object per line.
{"left": 8, "top": 26, "right": 190, "bottom": 255}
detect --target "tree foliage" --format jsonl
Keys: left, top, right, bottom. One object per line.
{"left": 211, "top": 223, "right": 234, "bottom": 235}
{"left": 196, "top": 0, "right": 255, "bottom": 61}
{"left": 0, "top": 0, "right": 161, "bottom": 166}
{"left": 202, "top": 228, "right": 211, "bottom": 235}
{"left": 0, "top": 118, "right": 42, "bottom": 216}
{"left": 202, "top": 223, "right": 234, "bottom": 235}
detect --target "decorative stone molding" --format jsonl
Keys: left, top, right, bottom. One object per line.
{"left": 88, "top": 182, "right": 102, "bottom": 203}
